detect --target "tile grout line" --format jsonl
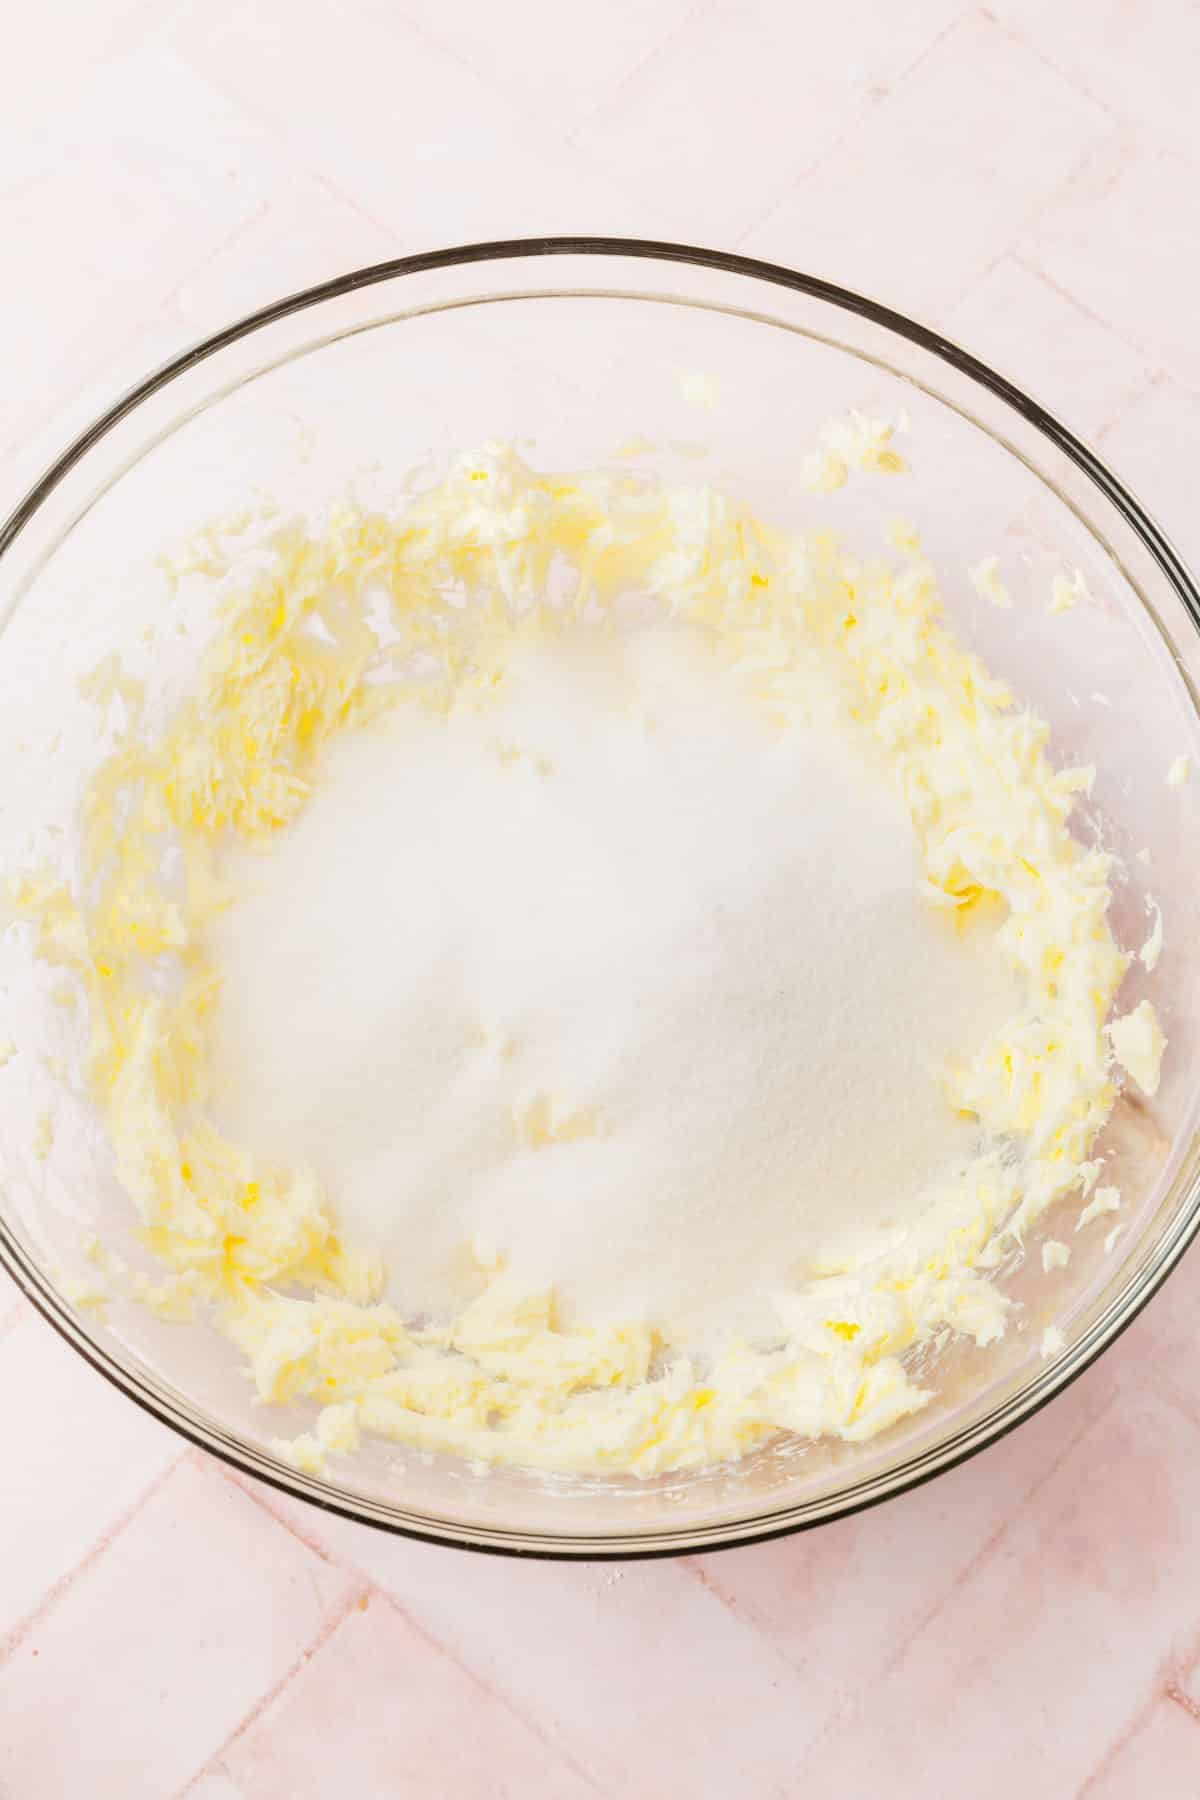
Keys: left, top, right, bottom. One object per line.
{"left": 1003, "top": 120, "right": 1136, "bottom": 283}
{"left": 1095, "top": 368, "right": 1169, "bottom": 450}
{"left": 681, "top": 1545, "right": 842, "bottom": 1705}
{"left": 219, "top": 1463, "right": 370, "bottom": 1569}
{"left": 385, "top": 0, "right": 706, "bottom": 144}
{"left": 1, "top": 266, "right": 237, "bottom": 471}
{"left": 978, "top": 0, "right": 1198, "bottom": 154}
{"left": 306, "top": 170, "right": 407, "bottom": 252}
{"left": 861, "top": 1383, "right": 1123, "bottom": 1657}
{"left": 1010, "top": 250, "right": 1164, "bottom": 374}
{"left": 857, "top": 1378, "right": 1196, "bottom": 1778}
{"left": 3, "top": 153, "right": 405, "bottom": 473}
{"left": 1145, "top": 1374, "right": 1200, "bottom": 1440}
{"left": 156, "top": 198, "right": 275, "bottom": 322}
{"left": 162, "top": 37, "right": 408, "bottom": 260}
{"left": 976, "top": 3, "right": 1116, "bottom": 113}
{"left": 0, "top": 1446, "right": 184, "bottom": 1666}
{"left": 216, "top": 1468, "right": 363, "bottom": 1569}
{"left": 569, "top": 0, "right": 844, "bottom": 247}
{"left": 744, "top": 7, "right": 1122, "bottom": 285}
{"left": 1078, "top": 1627, "right": 1200, "bottom": 1795}
{"left": 175, "top": 1579, "right": 371, "bottom": 1798}
{"left": 563, "top": 0, "right": 719, "bottom": 144}
{"left": 874, "top": 2, "right": 980, "bottom": 100}
{"left": 362, "top": 1, "right": 485, "bottom": 86}
{"left": 1127, "top": 1374, "right": 1200, "bottom": 1451}
{"left": 1165, "top": 1682, "right": 1200, "bottom": 1725}
{"left": 729, "top": 7, "right": 993, "bottom": 253}
{"left": 223, "top": 1466, "right": 608, "bottom": 1795}
{"left": 1091, "top": 368, "right": 1169, "bottom": 450}
{"left": 174, "top": 33, "right": 676, "bottom": 253}
{"left": 994, "top": 115, "right": 1127, "bottom": 300}
{"left": 372, "top": 1582, "right": 611, "bottom": 1796}
{"left": 168, "top": 46, "right": 351, "bottom": 232}
{"left": 1074, "top": 1677, "right": 1161, "bottom": 1795}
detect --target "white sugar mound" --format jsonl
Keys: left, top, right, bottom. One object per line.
{"left": 210, "top": 620, "right": 1017, "bottom": 1346}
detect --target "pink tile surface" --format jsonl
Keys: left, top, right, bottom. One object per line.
{"left": 945, "top": 255, "right": 1153, "bottom": 444}
{"left": 3, "top": 1, "right": 1200, "bottom": 1794}
{"left": 0, "top": 1267, "right": 28, "bottom": 1334}
{"left": 174, "top": 0, "right": 687, "bottom": 250}
{"left": 743, "top": 12, "right": 1113, "bottom": 315}
{"left": 0, "top": 1456, "right": 358, "bottom": 1798}
{"left": 0, "top": 1310, "right": 181, "bottom": 1642}
{"left": 0, "top": 45, "right": 293, "bottom": 462}
{"left": 392, "top": 0, "right": 698, "bottom": 135}
{"left": 686, "top": 1350, "right": 1117, "bottom": 1708}
{"left": 207, "top": 1592, "right": 598, "bottom": 1798}
{"left": 793, "top": 1385, "right": 1200, "bottom": 1796}
{"left": 988, "top": 0, "right": 1200, "bottom": 157}
{"left": 1099, "top": 375, "right": 1200, "bottom": 584}
{"left": 1021, "top": 131, "right": 1200, "bottom": 393}
{"left": 1179, "top": 1658, "right": 1200, "bottom": 1717}
{"left": 1084, "top": 1695, "right": 1200, "bottom": 1799}
{"left": 575, "top": 0, "right": 964, "bottom": 241}
{"left": 259, "top": 1483, "right": 812, "bottom": 1795}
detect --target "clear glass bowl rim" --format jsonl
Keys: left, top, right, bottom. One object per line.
{"left": 1, "top": 235, "right": 1198, "bottom": 1560}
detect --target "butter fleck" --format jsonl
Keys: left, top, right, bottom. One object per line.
{"left": 1107, "top": 1000, "right": 1166, "bottom": 1096}
{"left": 60, "top": 1275, "right": 110, "bottom": 1318}
{"left": 678, "top": 371, "right": 720, "bottom": 413}
{"left": 1049, "top": 569, "right": 1090, "bottom": 613}
{"left": 1078, "top": 1186, "right": 1121, "bottom": 1232}
{"left": 887, "top": 517, "right": 922, "bottom": 556}
{"left": 78, "top": 652, "right": 145, "bottom": 716}
{"left": 1140, "top": 898, "right": 1163, "bottom": 973}
{"left": 970, "top": 556, "right": 1010, "bottom": 609}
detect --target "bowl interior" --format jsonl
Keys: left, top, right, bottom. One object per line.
{"left": 2, "top": 246, "right": 1198, "bottom": 1553}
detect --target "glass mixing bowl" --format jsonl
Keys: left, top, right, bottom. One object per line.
{"left": 1, "top": 240, "right": 1198, "bottom": 1558}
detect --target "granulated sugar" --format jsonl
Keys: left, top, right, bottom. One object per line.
{"left": 210, "top": 619, "right": 1017, "bottom": 1346}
